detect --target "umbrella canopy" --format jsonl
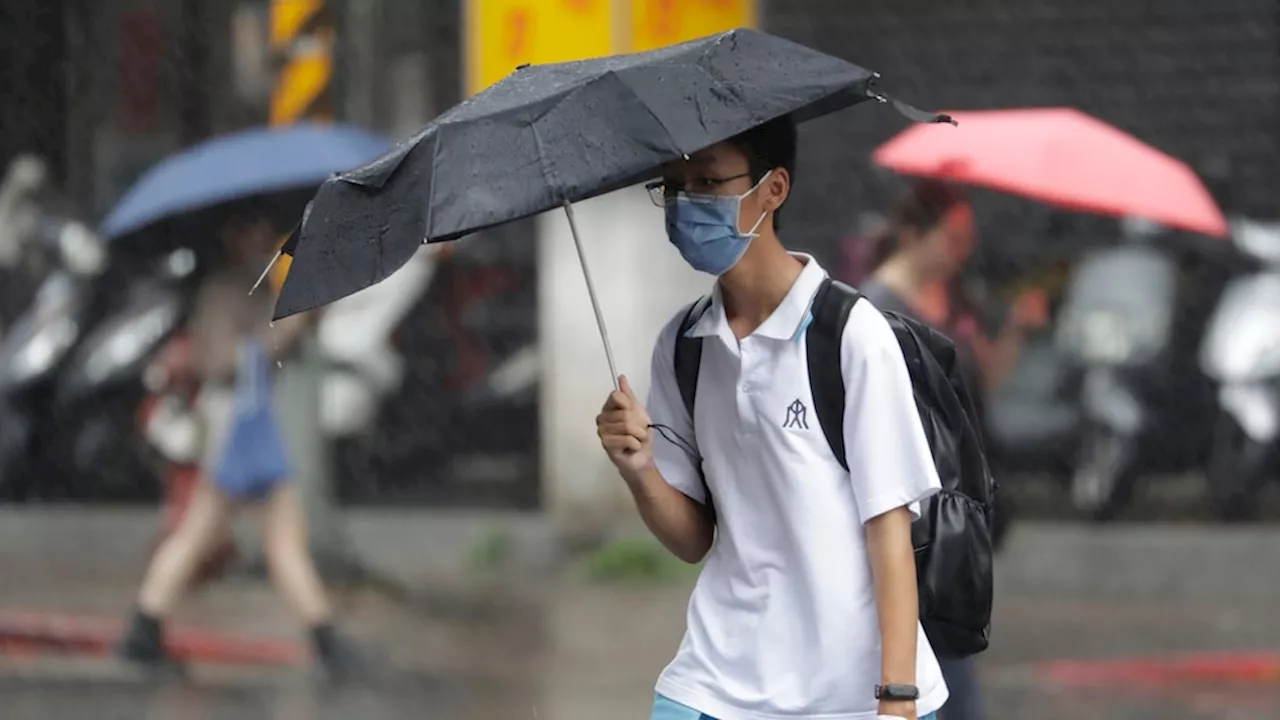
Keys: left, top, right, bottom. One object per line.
{"left": 872, "top": 107, "right": 1228, "bottom": 238}
{"left": 100, "top": 122, "right": 391, "bottom": 240}
{"left": 274, "top": 27, "right": 941, "bottom": 320}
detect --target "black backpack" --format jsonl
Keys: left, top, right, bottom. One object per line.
{"left": 673, "top": 277, "right": 995, "bottom": 658}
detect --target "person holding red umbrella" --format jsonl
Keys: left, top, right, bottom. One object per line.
{"left": 862, "top": 181, "right": 1049, "bottom": 396}
{"left": 871, "top": 107, "right": 1228, "bottom": 239}
{"left": 859, "top": 180, "right": 1047, "bottom": 720}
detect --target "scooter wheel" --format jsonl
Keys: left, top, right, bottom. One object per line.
{"left": 1206, "top": 415, "right": 1270, "bottom": 523}
{"left": 1072, "top": 425, "right": 1141, "bottom": 523}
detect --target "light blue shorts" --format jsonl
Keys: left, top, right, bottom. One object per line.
{"left": 652, "top": 694, "right": 937, "bottom": 720}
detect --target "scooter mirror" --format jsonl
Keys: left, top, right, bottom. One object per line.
{"left": 57, "top": 221, "right": 107, "bottom": 277}
{"left": 1120, "top": 215, "right": 1163, "bottom": 241}
{"left": 0, "top": 156, "right": 49, "bottom": 268}
{"left": 162, "top": 248, "right": 198, "bottom": 279}
{"left": 1233, "top": 219, "right": 1280, "bottom": 267}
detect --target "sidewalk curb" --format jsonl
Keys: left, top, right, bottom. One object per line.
{"left": 0, "top": 612, "right": 305, "bottom": 666}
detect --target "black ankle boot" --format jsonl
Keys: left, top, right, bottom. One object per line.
{"left": 311, "top": 622, "right": 372, "bottom": 683}
{"left": 116, "top": 609, "right": 187, "bottom": 679}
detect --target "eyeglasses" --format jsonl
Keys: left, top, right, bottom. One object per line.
{"left": 645, "top": 173, "right": 752, "bottom": 207}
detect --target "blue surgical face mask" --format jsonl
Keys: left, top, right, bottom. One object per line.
{"left": 664, "top": 171, "right": 772, "bottom": 276}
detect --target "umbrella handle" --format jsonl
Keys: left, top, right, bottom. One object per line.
{"left": 562, "top": 201, "right": 621, "bottom": 392}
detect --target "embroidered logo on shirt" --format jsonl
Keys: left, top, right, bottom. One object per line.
{"left": 783, "top": 398, "right": 809, "bottom": 429}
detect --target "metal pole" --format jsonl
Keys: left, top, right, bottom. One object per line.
{"left": 272, "top": 331, "right": 357, "bottom": 578}
{"left": 562, "top": 201, "right": 620, "bottom": 391}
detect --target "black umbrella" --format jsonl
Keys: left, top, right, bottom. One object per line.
{"left": 270, "top": 27, "right": 950, "bottom": 385}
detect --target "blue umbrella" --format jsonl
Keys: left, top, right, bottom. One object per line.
{"left": 100, "top": 122, "right": 393, "bottom": 240}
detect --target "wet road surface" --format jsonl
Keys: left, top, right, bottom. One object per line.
{"left": 2, "top": 509, "right": 1278, "bottom": 719}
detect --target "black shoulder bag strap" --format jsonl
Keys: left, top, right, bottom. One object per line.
{"left": 805, "top": 278, "right": 862, "bottom": 472}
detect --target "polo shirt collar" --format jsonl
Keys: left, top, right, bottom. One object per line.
{"left": 686, "top": 253, "right": 828, "bottom": 343}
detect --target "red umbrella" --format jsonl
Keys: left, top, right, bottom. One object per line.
{"left": 872, "top": 107, "right": 1228, "bottom": 238}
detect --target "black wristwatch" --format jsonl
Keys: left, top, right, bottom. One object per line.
{"left": 874, "top": 684, "right": 920, "bottom": 701}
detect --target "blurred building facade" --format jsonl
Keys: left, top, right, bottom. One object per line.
{"left": 10, "top": 1, "right": 1272, "bottom": 254}
{"left": 4, "top": 0, "right": 464, "bottom": 220}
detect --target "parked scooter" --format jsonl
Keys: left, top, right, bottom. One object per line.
{"left": 54, "top": 249, "right": 199, "bottom": 497}
{"left": 318, "top": 245, "right": 438, "bottom": 440}
{"left": 0, "top": 159, "right": 108, "bottom": 500}
{"left": 0, "top": 250, "right": 197, "bottom": 501}
{"left": 1054, "top": 218, "right": 1223, "bottom": 520}
{"left": 1199, "top": 218, "right": 1280, "bottom": 521}
{"left": 0, "top": 156, "right": 197, "bottom": 501}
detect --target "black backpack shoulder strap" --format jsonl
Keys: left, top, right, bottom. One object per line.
{"left": 805, "top": 278, "right": 862, "bottom": 472}
{"left": 673, "top": 296, "right": 712, "bottom": 422}
{"left": 673, "top": 296, "right": 715, "bottom": 516}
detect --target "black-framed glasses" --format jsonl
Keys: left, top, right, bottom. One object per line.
{"left": 645, "top": 173, "right": 752, "bottom": 207}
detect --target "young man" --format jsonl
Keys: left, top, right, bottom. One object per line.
{"left": 596, "top": 116, "right": 948, "bottom": 720}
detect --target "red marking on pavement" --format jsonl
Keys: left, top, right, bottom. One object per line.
{"left": 1038, "top": 651, "right": 1280, "bottom": 687}
{"left": 0, "top": 612, "right": 305, "bottom": 666}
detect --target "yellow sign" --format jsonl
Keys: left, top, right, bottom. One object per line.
{"left": 270, "top": 0, "right": 324, "bottom": 49}
{"left": 627, "top": 0, "right": 756, "bottom": 53}
{"left": 269, "top": 0, "right": 334, "bottom": 124}
{"left": 466, "top": 0, "right": 617, "bottom": 96}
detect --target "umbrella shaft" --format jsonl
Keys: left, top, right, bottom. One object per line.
{"left": 562, "top": 202, "right": 620, "bottom": 391}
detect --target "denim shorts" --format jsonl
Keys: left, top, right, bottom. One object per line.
{"left": 652, "top": 693, "right": 938, "bottom": 720}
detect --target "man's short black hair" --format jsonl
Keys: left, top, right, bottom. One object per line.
{"left": 723, "top": 114, "right": 798, "bottom": 228}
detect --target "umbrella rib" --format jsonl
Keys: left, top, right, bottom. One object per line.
{"left": 609, "top": 71, "right": 686, "bottom": 157}
{"left": 528, "top": 120, "right": 558, "bottom": 202}
{"left": 421, "top": 129, "right": 441, "bottom": 243}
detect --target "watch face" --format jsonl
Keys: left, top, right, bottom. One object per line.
{"left": 876, "top": 684, "right": 920, "bottom": 700}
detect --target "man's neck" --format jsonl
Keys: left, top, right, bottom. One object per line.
{"left": 718, "top": 233, "right": 804, "bottom": 334}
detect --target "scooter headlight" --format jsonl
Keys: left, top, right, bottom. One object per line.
{"left": 2, "top": 316, "right": 78, "bottom": 388}
{"left": 74, "top": 302, "right": 181, "bottom": 388}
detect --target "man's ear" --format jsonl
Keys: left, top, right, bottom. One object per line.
{"left": 764, "top": 168, "right": 790, "bottom": 212}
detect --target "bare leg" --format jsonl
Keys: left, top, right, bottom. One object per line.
{"left": 119, "top": 481, "right": 232, "bottom": 674}
{"left": 259, "top": 483, "right": 332, "bottom": 625}
{"left": 259, "top": 483, "right": 371, "bottom": 680}
{"left": 138, "top": 481, "right": 233, "bottom": 616}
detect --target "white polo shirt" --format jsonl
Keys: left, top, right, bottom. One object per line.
{"left": 647, "top": 255, "right": 948, "bottom": 720}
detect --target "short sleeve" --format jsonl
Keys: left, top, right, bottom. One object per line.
{"left": 646, "top": 308, "right": 708, "bottom": 504}
{"left": 840, "top": 301, "right": 942, "bottom": 524}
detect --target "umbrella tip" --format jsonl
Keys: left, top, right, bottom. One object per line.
{"left": 935, "top": 113, "right": 958, "bottom": 126}
{"left": 516, "top": 62, "right": 531, "bottom": 70}
{"left": 249, "top": 250, "right": 283, "bottom": 296}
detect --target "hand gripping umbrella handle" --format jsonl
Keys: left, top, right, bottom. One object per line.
{"left": 562, "top": 201, "right": 621, "bottom": 392}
